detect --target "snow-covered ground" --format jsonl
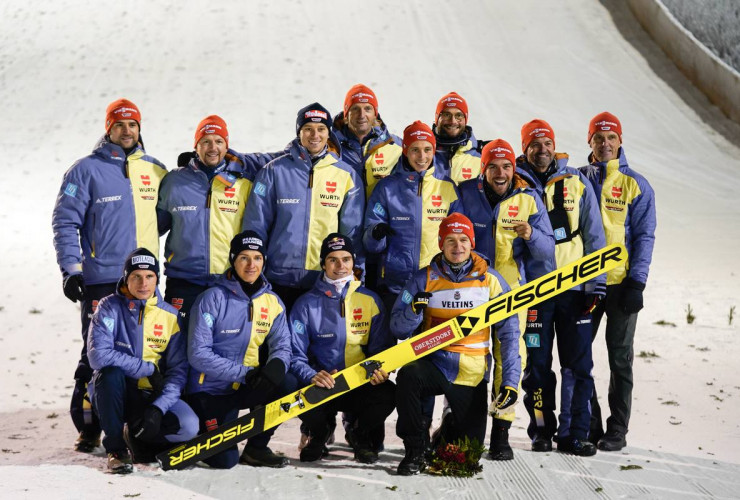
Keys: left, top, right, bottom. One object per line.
{"left": 1, "top": 0, "right": 740, "bottom": 498}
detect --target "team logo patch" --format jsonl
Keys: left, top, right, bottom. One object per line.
{"left": 260, "top": 307, "right": 269, "bottom": 320}
{"left": 202, "top": 312, "right": 215, "bottom": 328}
{"left": 554, "top": 227, "right": 567, "bottom": 241}
{"left": 527, "top": 310, "right": 537, "bottom": 322}
{"left": 171, "top": 298, "right": 184, "bottom": 310}
{"left": 254, "top": 182, "right": 267, "bottom": 197}
{"left": 402, "top": 290, "right": 413, "bottom": 304}
{"left": 375, "top": 152, "right": 384, "bottom": 165}
{"left": 205, "top": 418, "right": 219, "bottom": 431}
{"left": 326, "top": 181, "right": 337, "bottom": 194}
{"left": 562, "top": 186, "right": 568, "bottom": 198}
{"left": 64, "top": 183, "right": 78, "bottom": 198}
{"left": 292, "top": 320, "right": 305, "bottom": 334}
{"left": 224, "top": 187, "right": 235, "bottom": 198}
{"left": 373, "top": 202, "right": 386, "bottom": 217}
{"left": 462, "top": 167, "right": 472, "bottom": 180}
{"left": 153, "top": 324, "right": 163, "bottom": 337}
{"left": 103, "top": 317, "right": 115, "bottom": 333}
{"left": 141, "top": 175, "right": 151, "bottom": 186}
{"left": 611, "top": 186, "right": 622, "bottom": 198}
{"left": 353, "top": 308, "right": 362, "bottom": 321}
{"left": 431, "top": 195, "right": 442, "bottom": 207}
{"left": 525, "top": 333, "right": 540, "bottom": 348}
{"left": 508, "top": 205, "right": 519, "bottom": 217}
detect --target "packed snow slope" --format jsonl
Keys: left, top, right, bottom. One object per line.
{"left": 1, "top": 0, "right": 740, "bottom": 498}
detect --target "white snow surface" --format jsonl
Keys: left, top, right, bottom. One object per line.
{"left": 2, "top": 0, "right": 740, "bottom": 498}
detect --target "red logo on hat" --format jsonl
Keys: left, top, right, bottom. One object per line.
{"left": 612, "top": 186, "right": 622, "bottom": 198}
{"left": 326, "top": 181, "right": 337, "bottom": 193}
{"left": 171, "top": 298, "right": 184, "bottom": 310}
{"left": 462, "top": 168, "right": 472, "bottom": 180}
{"left": 353, "top": 308, "right": 362, "bottom": 320}
{"left": 260, "top": 307, "right": 268, "bottom": 320}
{"left": 141, "top": 175, "right": 151, "bottom": 186}
{"left": 508, "top": 205, "right": 519, "bottom": 217}
{"left": 153, "top": 324, "right": 163, "bottom": 337}
{"left": 527, "top": 310, "right": 537, "bottom": 322}
{"left": 375, "top": 152, "right": 384, "bottom": 165}
{"left": 562, "top": 187, "right": 568, "bottom": 198}
{"left": 431, "top": 195, "right": 442, "bottom": 207}
{"left": 224, "top": 187, "right": 235, "bottom": 199}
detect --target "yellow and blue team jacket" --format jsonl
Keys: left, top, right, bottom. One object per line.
{"left": 390, "top": 252, "right": 520, "bottom": 387}
{"left": 157, "top": 150, "right": 260, "bottom": 286}
{"left": 363, "top": 161, "right": 462, "bottom": 294}
{"left": 242, "top": 137, "right": 365, "bottom": 289}
{"left": 433, "top": 126, "right": 482, "bottom": 185}
{"left": 332, "top": 113, "right": 403, "bottom": 199}
{"left": 87, "top": 285, "right": 185, "bottom": 413}
{"left": 289, "top": 276, "right": 393, "bottom": 385}
{"left": 517, "top": 153, "right": 606, "bottom": 293}
{"left": 458, "top": 171, "right": 556, "bottom": 289}
{"left": 186, "top": 272, "right": 291, "bottom": 396}
{"left": 52, "top": 136, "right": 167, "bottom": 285}
{"left": 579, "top": 148, "right": 656, "bottom": 286}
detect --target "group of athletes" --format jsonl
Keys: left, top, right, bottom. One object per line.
{"left": 52, "top": 84, "right": 655, "bottom": 475}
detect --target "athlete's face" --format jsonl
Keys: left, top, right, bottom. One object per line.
{"left": 323, "top": 250, "right": 354, "bottom": 280}
{"left": 484, "top": 159, "right": 514, "bottom": 197}
{"left": 108, "top": 120, "right": 139, "bottom": 149}
{"left": 405, "top": 140, "right": 434, "bottom": 172}
{"left": 196, "top": 134, "right": 228, "bottom": 167}
{"left": 299, "top": 122, "right": 329, "bottom": 155}
{"left": 525, "top": 137, "right": 555, "bottom": 172}
{"left": 442, "top": 233, "right": 472, "bottom": 264}
{"left": 436, "top": 108, "right": 466, "bottom": 138}
{"left": 347, "top": 103, "right": 376, "bottom": 139}
{"left": 590, "top": 131, "right": 621, "bottom": 162}
{"left": 127, "top": 269, "right": 157, "bottom": 300}
{"left": 233, "top": 250, "right": 264, "bottom": 284}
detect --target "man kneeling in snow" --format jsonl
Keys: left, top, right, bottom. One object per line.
{"left": 87, "top": 248, "right": 198, "bottom": 474}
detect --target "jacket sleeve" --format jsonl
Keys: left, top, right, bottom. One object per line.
{"left": 338, "top": 168, "right": 366, "bottom": 266}
{"left": 264, "top": 298, "right": 292, "bottom": 372}
{"left": 389, "top": 272, "right": 426, "bottom": 340}
{"left": 521, "top": 194, "right": 556, "bottom": 280}
{"left": 152, "top": 327, "right": 187, "bottom": 413}
{"left": 241, "top": 163, "right": 275, "bottom": 237}
{"left": 627, "top": 175, "right": 656, "bottom": 285}
{"left": 448, "top": 182, "right": 463, "bottom": 215}
{"left": 577, "top": 172, "right": 607, "bottom": 293}
{"left": 489, "top": 272, "right": 521, "bottom": 389}
{"left": 362, "top": 183, "right": 390, "bottom": 254}
{"left": 187, "top": 290, "right": 249, "bottom": 383}
{"left": 288, "top": 299, "right": 317, "bottom": 386}
{"left": 365, "top": 293, "right": 394, "bottom": 356}
{"left": 156, "top": 172, "right": 172, "bottom": 237}
{"left": 87, "top": 298, "right": 155, "bottom": 379}
{"left": 51, "top": 162, "right": 90, "bottom": 278}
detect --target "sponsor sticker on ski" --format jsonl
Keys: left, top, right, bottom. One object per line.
{"left": 411, "top": 325, "right": 455, "bottom": 355}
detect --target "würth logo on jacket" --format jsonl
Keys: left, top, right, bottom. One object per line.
{"left": 137, "top": 174, "right": 156, "bottom": 201}
{"left": 374, "top": 152, "right": 384, "bottom": 165}
{"left": 141, "top": 175, "right": 151, "bottom": 186}
{"left": 562, "top": 187, "right": 568, "bottom": 198}
{"left": 508, "top": 205, "right": 519, "bottom": 217}
{"left": 216, "top": 186, "right": 240, "bottom": 213}
{"left": 431, "top": 195, "right": 442, "bottom": 207}
{"left": 260, "top": 307, "right": 268, "bottom": 320}
{"left": 462, "top": 167, "right": 472, "bottom": 180}
{"left": 611, "top": 186, "right": 622, "bottom": 198}
{"left": 320, "top": 180, "right": 341, "bottom": 208}
{"left": 171, "top": 298, "right": 184, "bottom": 310}
{"left": 255, "top": 306, "right": 272, "bottom": 335}
{"left": 153, "top": 324, "right": 163, "bottom": 337}
{"left": 326, "top": 181, "right": 336, "bottom": 194}
{"left": 353, "top": 308, "right": 362, "bottom": 321}
{"left": 224, "top": 187, "right": 235, "bottom": 199}
{"left": 605, "top": 185, "right": 627, "bottom": 212}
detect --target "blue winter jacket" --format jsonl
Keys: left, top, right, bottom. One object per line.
{"left": 433, "top": 125, "right": 482, "bottom": 184}
{"left": 517, "top": 153, "right": 606, "bottom": 293}
{"left": 242, "top": 137, "right": 365, "bottom": 289}
{"left": 363, "top": 162, "right": 463, "bottom": 294}
{"left": 52, "top": 136, "right": 167, "bottom": 285}
{"left": 87, "top": 285, "right": 185, "bottom": 414}
{"left": 289, "top": 275, "right": 393, "bottom": 385}
{"left": 157, "top": 149, "right": 261, "bottom": 286}
{"left": 186, "top": 272, "right": 292, "bottom": 396}
{"left": 579, "top": 148, "right": 656, "bottom": 286}
{"left": 458, "top": 170, "right": 556, "bottom": 288}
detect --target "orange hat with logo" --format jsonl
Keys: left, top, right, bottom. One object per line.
{"left": 343, "top": 84, "right": 378, "bottom": 117}
{"left": 521, "top": 119, "right": 555, "bottom": 153}
{"left": 435, "top": 92, "right": 468, "bottom": 122}
{"left": 588, "top": 112, "right": 622, "bottom": 143}
{"left": 481, "top": 138, "right": 516, "bottom": 171}
{"left": 105, "top": 99, "right": 141, "bottom": 133}
{"left": 194, "top": 115, "right": 229, "bottom": 148}
{"left": 403, "top": 120, "right": 436, "bottom": 153}
{"left": 438, "top": 212, "right": 475, "bottom": 249}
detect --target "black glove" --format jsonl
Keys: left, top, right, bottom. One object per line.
{"left": 147, "top": 365, "right": 165, "bottom": 395}
{"left": 177, "top": 150, "right": 196, "bottom": 167}
{"left": 495, "top": 386, "right": 518, "bottom": 411}
{"left": 620, "top": 278, "right": 645, "bottom": 314}
{"left": 62, "top": 274, "right": 85, "bottom": 303}
{"left": 583, "top": 283, "right": 606, "bottom": 315}
{"left": 133, "top": 405, "right": 163, "bottom": 441}
{"left": 249, "top": 359, "right": 286, "bottom": 395}
{"left": 412, "top": 292, "right": 433, "bottom": 315}
{"left": 371, "top": 223, "right": 396, "bottom": 241}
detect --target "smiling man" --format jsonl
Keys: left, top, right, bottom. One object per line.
{"left": 432, "top": 92, "right": 481, "bottom": 184}
{"left": 157, "top": 115, "right": 260, "bottom": 331}
{"left": 289, "top": 233, "right": 395, "bottom": 464}
{"left": 457, "top": 138, "right": 555, "bottom": 460}
{"left": 579, "top": 112, "right": 656, "bottom": 452}
{"left": 53, "top": 98, "right": 168, "bottom": 454}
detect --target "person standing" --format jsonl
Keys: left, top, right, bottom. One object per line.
{"left": 580, "top": 112, "right": 656, "bottom": 452}
{"left": 432, "top": 92, "right": 481, "bottom": 184}
{"left": 52, "top": 99, "right": 167, "bottom": 453}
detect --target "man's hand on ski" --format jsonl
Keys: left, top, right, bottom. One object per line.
{"left": 311, "top": 369, "right": 338, "bottom": 389}
{"left": 368, "top": 368, "right": 389, "bottom": 386}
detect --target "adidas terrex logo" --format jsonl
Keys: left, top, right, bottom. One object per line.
{"left": 95, "top": 195, "right": 122, "bottom": 204}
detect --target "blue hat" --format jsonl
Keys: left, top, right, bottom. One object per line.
{"left": 296, "top": 102, "right": 332, "bottom": 135}
{"left": 123, "top": 248, "right": 159, "bottom": 283}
